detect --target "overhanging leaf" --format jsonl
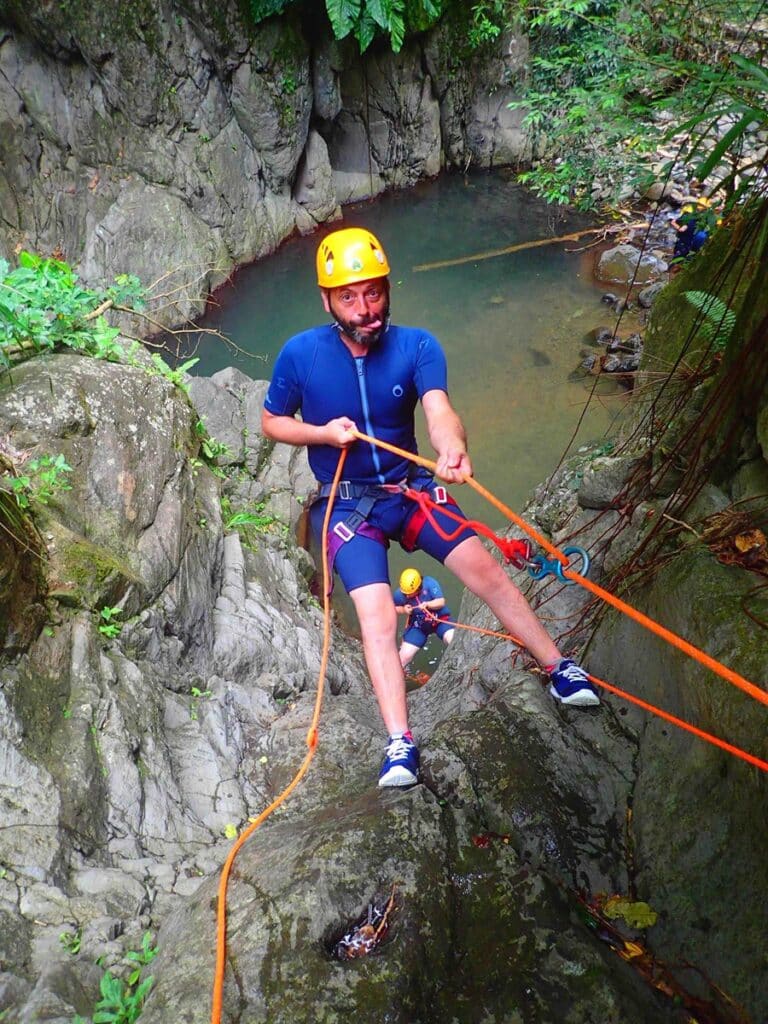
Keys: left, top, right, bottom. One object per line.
{"left": 696, "top": 109, "right": 763, "bottom": 180}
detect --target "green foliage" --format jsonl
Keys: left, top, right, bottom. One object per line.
{"left": 60, "top": 928, "right": 82, "bottom": 955}
{"left": 511, "top": 0, "right": 768, "bottom": 210}
{"left": 124, "top": 932, "right": 158, "bottom": 985}
{"left": 72, "top": 933, "right": 156, "bottom": 1024}
{"left": 10, "top": 454, "right": 72, "bottom": 510}
{"left": 194, "top": 419, "right": 233, "bottom": 463}
{"left": 223, "top": 502, "right": 281, "bottom": 533}
{"left": 149, "top": 353, "right": 198, "bottom": 393}
{"left": 0, "top": 252, "right": 144, "bottom": 368}
{"left": 189, "top": 685, "right": 213, "bottom": 720}
{"left": 683, "top": 291, "right": 736, "bottom": 352}
{"left": 250, "top": 0, "right": 294, "bottom": 17}
{"left": 98, "top": 605, "right": 122, "bottom": 639}
{"left": 248, "top": 0, "right": 444, "bottom": 52}
{"left": 683, "top": 53, "right": 768, "bottom": 206}
{"left": 220, "top": 496, "right": 286, "bottom": 549}
{"left": 467, "top": 0, "right": 509, "bottom": 48}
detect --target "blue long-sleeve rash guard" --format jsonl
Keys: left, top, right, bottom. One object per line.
{"left": 263, "top": 323, "right": 448, "bottom": 485}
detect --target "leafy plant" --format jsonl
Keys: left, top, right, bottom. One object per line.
{"left": 149, "top": 353, "right": 198, "bottom": 393}
{"left": 72, "top": 933, "right": 156, "bottom": 1024}
{"left": 683, "top": 291, "right": 736, "bottom": 352}
{"left": 0, "top": 252, "right": 144, "bottom": 368}
{"left": 221, "top": 500, "right": 285, "bottom": 548}
{"left": 467, "top": 0, "right": 509, "bottom": 48}
{"left": 98, "top": 606, "right": 123, "bottom": 639}
{"left": 10, "top": 453, "right": 72, "bottom": 510}
{"left": 189, "top": 685, "right": 213, "bottom": 721}
{"left": 60, "top": 927, "right": 82, "bottom": 955}
{"left": 509, "top": 0, "right": 768, "bottom": 210}
{"left": 684, "top": 53, "right": 768, "bottom": 207}
{"left": 249, "top": 0, "right": 444, "bottom": 53}
{"left": 194, "top": 419, "right": 233, "bottom": 463}
{"left": 125, "top": 932, "right": 158, "bottom": 985}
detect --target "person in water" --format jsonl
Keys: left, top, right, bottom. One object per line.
{"left": 261, "top": 227, "right": 600, "bottom": 788}
{"left": 393, "top": 567, "right": 455, "bottom": 669}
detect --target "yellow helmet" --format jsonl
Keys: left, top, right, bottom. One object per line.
{"left": 316, "top": 227, "right": 390, "bottom": 289}
{"left": 399, "top": 568, "right": 422, "bottom": 596}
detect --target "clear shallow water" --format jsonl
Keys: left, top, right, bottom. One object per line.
{"left": 190, "top": 171, "right": 627, "bottom": 670}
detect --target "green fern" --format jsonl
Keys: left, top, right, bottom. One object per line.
{"left": 683, "top": 291, "right": 736, "bottom": 352}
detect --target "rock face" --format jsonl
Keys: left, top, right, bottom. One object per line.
{"left": 1, "top": 321, "right": 767, "bottom": 1022}
{"left": 0, "top": 5, "right": 530, "bottom": 325}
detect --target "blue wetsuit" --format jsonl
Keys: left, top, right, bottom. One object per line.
{"left": 393, "top": 576, "right": 453, "bottom": 647}
{"left": 264, "top": 323, "right": 476, "bottom": 591}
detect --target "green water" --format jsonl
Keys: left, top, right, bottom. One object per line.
{"left": 191, "top": 170, "right": 627, "bottom": 671}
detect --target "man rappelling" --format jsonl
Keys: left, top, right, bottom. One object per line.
{"left": 261, "top": 227, "right": 599, "bottom": 788}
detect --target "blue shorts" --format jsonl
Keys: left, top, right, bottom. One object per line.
{"left": 403, "top": 617, "right": 454, "bottom": 648}
{"left": 309, "top": 484, "right": 477, "bottom": 593}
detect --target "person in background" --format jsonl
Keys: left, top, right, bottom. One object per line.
{"left": 393, "top": 568, "right": 455, "bottom": 669}
{"left": 670, "top": 196, "right": 714, "bottom": 261}
{"left": 261, "top": 227, "right": 600, "bottom": 789}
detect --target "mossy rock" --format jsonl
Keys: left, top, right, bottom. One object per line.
{"left": 45, "top": 519, "right": 142, "bottom": 611}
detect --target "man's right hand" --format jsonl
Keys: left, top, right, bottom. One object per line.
{"left": 324, "top": 417, "right": 358, "bottom": 448}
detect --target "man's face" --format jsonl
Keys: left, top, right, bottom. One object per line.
{"left": 322, "top": 278, "right": 389, "bottom": 346}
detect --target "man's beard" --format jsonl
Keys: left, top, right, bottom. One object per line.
{"left": 332, "top": 301, "right": 390, "bottom": 347}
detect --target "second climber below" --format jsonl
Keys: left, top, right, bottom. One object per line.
{"left": 261, "top": 226, "right": 600, "bottom": 789}
{"left": 393, "top": 567, "right": 455, "bottom": 669}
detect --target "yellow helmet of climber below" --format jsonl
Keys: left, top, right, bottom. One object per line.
{"left": 399, "top": 568, "right": 422, "bottom": 596}
{"left": 316, "top": 227, "right": 390, "bottom": 289}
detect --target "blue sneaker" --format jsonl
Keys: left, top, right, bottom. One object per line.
{"left": 378, "top": 734, "right": 419, "bottom": 787}
{"left": 549, "top": 659, "right": 600, "bottom": 707}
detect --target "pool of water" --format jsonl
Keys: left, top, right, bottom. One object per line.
{"left": 189, "top": 170, "right": 628, "bottom": 671}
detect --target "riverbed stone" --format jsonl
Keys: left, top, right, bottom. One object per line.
{"left": 597, "top": 244, "right": 667, "bottom": 285}
{"left": 638, "top": 281, "right": 666, "bottom": 307}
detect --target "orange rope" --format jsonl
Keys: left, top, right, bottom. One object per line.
{"left": 351, "top": 429, "right": 768, "bottom": 709}
{"left": 587, "top": 672, "right": 768, "bottom": 773}
{"left": 210, "top": 449, "right": 347, "bottom": 1024}
{"left": 419, "top": 610, "right": 523, "bottom": 646}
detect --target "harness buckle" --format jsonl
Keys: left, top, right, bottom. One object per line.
{"left": 345, "top": 511, "right": 365, "bottom": 532}
{"left": 432, "top": 485, "right": 448, "bottom": 505}
{"left": 333, "top": 521, "right": 355, "bottom": 543}
{"left": 338, "top": 481, "right": 352, "bottom": 501}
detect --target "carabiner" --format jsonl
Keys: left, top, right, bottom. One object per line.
{"left": 527, "top": 545, "right": 590, "bottom": 584}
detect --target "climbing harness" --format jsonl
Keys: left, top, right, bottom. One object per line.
{"left": 526, "top": 545, "right": 591, "bottom": 584}
{"left": 314, "top": 480, "right": 388, "bottom": 590}
{"left": 315, "top": 469, "right": 460, "bottom": 586}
